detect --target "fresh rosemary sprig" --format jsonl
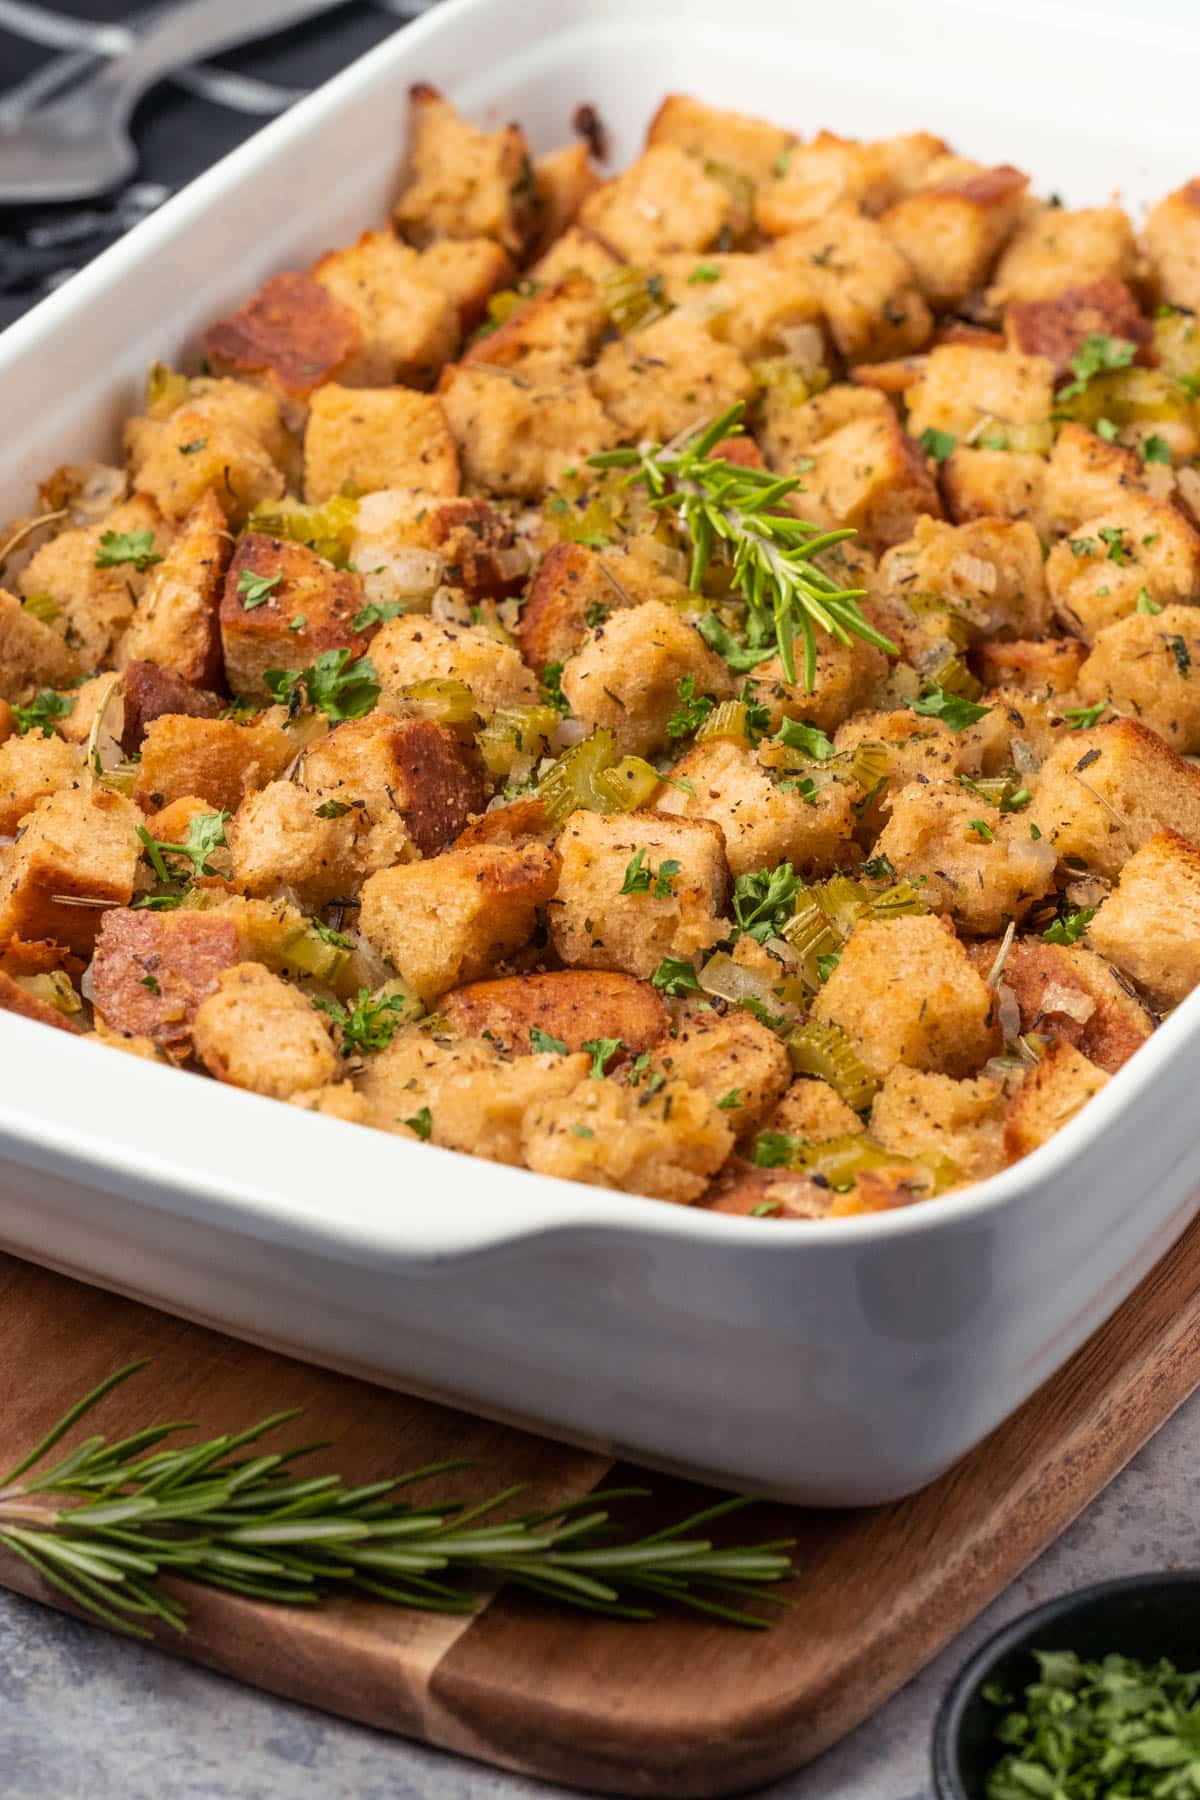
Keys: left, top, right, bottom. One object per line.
{"left": 0, "top": 1364, "right": 794, "bottom": 1637}
{"left": 590, "top": 403, "right": 896, "bottom": 689}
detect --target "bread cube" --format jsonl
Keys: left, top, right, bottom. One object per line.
{"left": 300, "top": 713, "right": 488, "bottom": 857}
{"left": 303, "top": 385, "right": 459, "bottom": 504}
{"left": 464, "top": 276, "right": 609, "bottom": 376}
{"left": 521, "top": 1073, "right": 733, "bottom": 1205}
{"left": 1003, "top": 1039, "right": 1108, "bottom": 1163}
{"left": 370, "top": 613, "right": 538, "bottom": 720}
{"left": 646, "top": 94, "right": 794, "bottom": 189}
{"left": 1043, "top": 423, "right": 1157, "bottom": 534}
{"left": 441, "top": 968, "right": 668, "bottom": 1056}
{"left": 974, "top": 637, "right": 1086, "bottom": 697}
{"left": 226, "top": 780, "right": 367, "bottom": 909}
{"left": 134, "top": 714, "right": 293, "bottom": 814}
{"left": 125, "top": 402, "right": 285, "bottom": 527}
{"left": 813, "top": 914, "right": 1001, "bottom": 1079}
{"left": 220, "top": 532, "right": 368, "bottom": 701}
{"left": 1087, "top": 830, "right": 1200, "bottom": 1010}
{"left": 311, "top": 230, "right": 458, "bottom": 386}
{"left": 530, "top": 224, "right": 620, "bottom": 286}
{"left": 288, "top": 1081, "right": 373, "bottom": 1125}
{"left": 768, "top": 213, "right": 932, "bottom": 363}
{"left": 362, "top": 1032, "right": 589, "bottom": 1163}
{"left": 1045, "top": 496, "right": 1200, "bottom": 640}
{"left": 437, "top": 365, "right": 616, "bottom": 498}
{"left": 1142, "top": 180, "right": 1200, "bottom": 311}
{"left": 1028, "top": 719, "right": 1200, "bottom": 879}
{"left": 193, "top": 961, "right": 337, "bottom": 1098}
{"left": 91, "top": 907, "right": 241, "bottom": 1049}
{"left": 359, "top": 841, "right": 559, "bottom": 1002}
{"left": 763, "top": 1077, "right": 861, "bottom": 1141}
{"left": 417, "top": 236, "right": 515, "bottom": 332}
{"left": 870, "top": 1066, "right": 1005, "bottom": 1185}
{"left": 118, "top": 661, "right": 221, "bottom": 755}
{"left": 875, "top": 777, "right": 1056, "bottom": 934}
{"left": 833, "top": 710, "right": 970, "bottom": 808}
{"left": 905, "top": 346, "right": 1054, "bottom": 442}
{"left": 788, "top": 409, "right": 942, "bottom": 551}
{"left": 942, "top": 449, "right": 1051, "bottom": 540}
{"left": 19, "top": 496, "right": 167, "bottom": 668}
{"left": 880, "top": 165, "right": 1028, "bottom": 309}
{"left": 988, "top": 204, "right": 1138, "bottom": 306}
{"left": 549, "top": 809, "right": 729, "bottom": 980}
{"left": 655, "top": 998, "right": 791, "bottom": 1137}
{"left": 1000, "top": 937, "right": 1152, "bottom": 1072}
{"left": 1004, "top": 277, "right": 1151, "bottom": 379}
{"left": 117, "top": 491, "right": 229, "bottom": 688}
{"left": 747, "top": 623, "right": 890, "bottom": 736}
{"left": 590, "top": 311, "right": 755, "bottom": 444}
{"left": 655, "top": 251, "right": 825, "bottom": 362}
{"left": 0, "top": 589, "right": 80, "bottom": 700}
{"left": 579, "top": 145, "right": 735, "bottom": 262}
{"left": 0, "top": 732, "right": 81, "bottom": 834}
{"left": 394, "top": 84, "right": 538, "bottom": 258}
{"left": 350, "top": 491, "right": 521, "bottom": 619}
{"left": 560, "top": 601, "right": 734, "bottom": 757}
{"left": 655, "top": 736, "right": 857, "bottom": 878}
{"left": 532, "top": 142, "right": 600, "bottom": 257}
{"left": 877, "top": 516, "right": 1050, "bottom": 639}
{"left": 756, "top": 137, "right": 895, "bottom": 235}
{"left": 1076, "top": 607, "right": 1200, "bottom": 750}
{"left": 204, "top": 272, "right": 367, "bottom": 413}
{"left": 0, "top": 787, "right": 141, "bottom": 954}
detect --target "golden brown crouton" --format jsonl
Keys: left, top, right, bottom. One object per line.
{"left": 1076, "top": 607, "right": 1200, "bottom": 750}
{"left": 530, "top": 224, "right": 620, "bottom": 286}
{"left": 118, "top": 661, "right": 221, "bottom": 755}
{"left": 1045, "top": 496, "right": 1200, "bottom": 639}
{"left": 19, "top": 496, "right": 167, "bottom": 668}
{"left": 579, "top": 145, "right": 735, "bottom": 262}
{"left": 225, "top": 779, "right": 374, "bottom": 910}
{"left": 1003, "top": 1039, "right": 1108, "bottom": 1162}
{"left": 876, "top": 516, "right": 1050, "bottom": 640}
{"left": 655, "top": 251, "right": 825, "bottom": 362}
{"left": 91, "top": 907, "right": 241, "bottom": 1049}
{"left": 437, "top": 364, "right": 616, "bottom": 499}
{"left": 785, "top": 409, "right": 942, "bottom": 551}
{"left": 549, "top": 809, "right": 729, "bottom": 981}
{"left": 118, "top": 491, "right": 229, "bottom": 689}
{"left": 1043, "top": 421, "right": 1154, "bottom": 532}
{"left": 219, "top": 533, "right": 367, "bottom": 701}
{"left": 370, "top": 612, "right": 538, "bottom": 720}
{"left": 880, "top": 165, "right": 1028, "bottom": 310}
{"left": 560, "top": 601, "right": 734, "bottom": 757}
{"left": 870, "top": 1066, "right": 1006, "bottom": 1185}
{"left": 1087, "top": 830, "right": 1200, "bottom": 1010}
{"left": 193, "top": 961, "right": 338, "bottom": 1098}
{"left": 303, "top": 385, "right": 459, "bottom": 505}
{"left": 464, "top": 276, "right": 610, "bottom": 375}
{"left": 518, "top": 539, "right": 691, "bottom": 675}
{"left": 134, "top": 714, "right": 293, "bottom": 814}
{"left": 0, "top": 589, "right": 81, "bottom": 700}
{"left": 1004, "top": 277, "right": 1152, "bottom": 379}
{"left": 755, "top": 136, "right": 894, "bottom": 235}
{"left": 768, "top": 212, "right": 933, "bottom": 364}
{"left": 655, "top": 999, "right": 791, "bottom": 1137}
{"left": 874, "top": 777, "right": 1056, "bottom": 934}
{"left": 204, "top": 272, "right": 366, "bottom": 411}
{"left": 646, "top": 94, "right": 794, "bottom": 189}
{"left": 452, "top": 795, "right": 555, "bottom": 850}
{"left": 0, "top": 787, "right": 141, "bottom": 954}
{"left": 1000, "top": 937, "right": 1152, "bottom": 1072}
{"left": 989, "top": 204, "right": 1138, "bottom": 307}
{"left": 1028, "top": 719, "right": 1200, "bottom": 879}
{"left": 394, "top": 84, "right": 538, "bottom": 259}
{"left": 906, "top": 346, "right": 1055, "bottom": 443}
{"left": 359, "top": 841, "right": 559, "bottom": 1003}
{"left": 656, "top": 735, "right": 857, "bottom": 878}
{"left": 1142, "top": 180, "right": 1200, "bottom": 311}
{"left": 532, "top": 142, "right": 600, "bottom": 257}
{"left": 590, "top": 311, "right": 755, "bottom": 445}
{"left": 417, "top": 236, "right": 516, "bottom": 331}
{"left": 813, "top": 914, "right": 1001, "bottom": 1079}
{"left": 349, "top": 491, "right": 522, "bottom": 618}
{"left": 0, "top": 732, "right": 81, "bottom": 833}
{"left": 747, "top": 623, "right": 891, "bottom": 736}
{"left": 310, "top": 230, "right": 458, "bottom": 386}
{"left": 441, "top": 968, "right": 668, "bottom": 1057}
{"left": 941, "top": 448, "right": 1051, "bottom": 540}
{"left": 124, "top": 401, "right": 286, "bottom": 528}
{"left": 0, "top": 966, "right": 80, "bottom": 1035}
{"left": 973, "top": 637, "right": 1086, "bottom": 697}
{"left": 521, "top": 1073, "right": 734, "bottom": 1205}
{"left": 763, "top": 1077, "right": 864, "bottom": 1142}
{"left": 299, "top": 713, "right": 487, "bottom": 858}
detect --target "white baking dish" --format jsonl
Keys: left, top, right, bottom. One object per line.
{"left": 2, "top": 0, "right": 1199, "bottom": 1505}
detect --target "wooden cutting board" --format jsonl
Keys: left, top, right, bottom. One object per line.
{"left": 4, "top": 1224, "right": 1200, "bottom": 1799}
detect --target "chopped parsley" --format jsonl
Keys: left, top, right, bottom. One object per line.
{"left": 1141, "top": 433, "right": 1173, "bottom": 465}
{"left": 1137, "top": 588, "right": 1163, "bottom": 615}
{"left": 1043, "top": 906, "right": 1096, "bottom": 946}
{"left": 137, "top": 810, "right": 229, "bottom": 882}
{"left": 313, "top": 986, "right": 411, "bottom": 1057}
{"left": 716, "top": 1089, "right": 742, "bottom": 1110}
{"left": 237, "top": 568, "right": 284, "bottom": 610}
{"left": 666, "top": 673, "right": 716, "bottom": 738}
{"left": 752, "top": 1131, "right": 800, "bottom": 1169}
{"left": 94, "top": 528, "right": 162, "bottom": 572}
{"left": 815, "top": 952, "right": 841, "bottom": 983}
{"left": 651, "top": 957, "right": 703, "bottom": 997}
{"left": 619, "top": 849, "right": 680, "bottom": 898}
{"left": 1168, "top": 633, "right": 1192, "bottom": 676}
{"left": 571, "top": 1124, "right": 596, "bottom": 1139}
{"left": 263, "top": 649, "right": 380, "bottom": 721}
{"left": 140, "top": 975, "right": 160, "bottom": 995}
{"left": 912, "top": 684, "right": 992, "bottom": 730}
{"left": 775, "top": 718, "right": 835, "bottom": 760}
{"left": 12, "top": 689, "right": 74, "bottom": 738}
{"left": 732, "top": 863, "right": 799, "bottom": 945}
{"left": 1057, "top": 331, "right": 1136, "bottom": 401}
{"left": 1096, "top": 417, "right": 1119, "bottom": 442}
{"left": 529, "top": 1026, "right": 568, "bottom": 1055}
{"left": 542, "top": 660, "right": 571, "bottom": 717}
{"left": 1063, "top": 701, "right": 1108, "bottom": 730}
{"left": 687, "top": 263, "right": 722, "bottom": 284}
{"left": 861, "top": 853, "right": 896, "bottom": 882}
{"left": 351, "top": 599, "right": 407, "bottom": 632}
{"left": 404, "top": 1106, "right": 433, "bottom": 1139}
{"left": 918, "top": 427, "right": 957, "bottom": 464}
{"left": 966, "top": 818, "right": 995, "bottom": 842}
{"left": 1098, "top": 525, "right": 1129, "bottom": 566}
{"left": 314, "top": 799, "right": 353, "bottom": 819}
{"left": 179, "top": 438, "right": 208, "bottom": 456}
{"left": 581, "top": 1037, "right": 624, "bottom": 1078}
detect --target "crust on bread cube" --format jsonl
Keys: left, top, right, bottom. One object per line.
{"left": 763, "top": 1077, "right": 862, "bottom": 1142}
{"left": 0, "top": 787, "right": 141, "bottom": 954}
{"left": 1142, "top": 180, "right": 1200, "bottom": 311}
{"left": 1004, "top": 277, "right": 1151, "bottom": 379}
{"left": 548, "top": 809, "right": 729, "bottom": 981}
{"left": 1000, "top": 937, "right": 1152, "bottom": 1072}
{"left": 767, "top": 212, "right": 932, "bottom": 364}
{"left": 118, "top": 661, "right": 221, "bottom": 755}
{"left": 1045, "top": 497, "right": 1200, "bottom": 640}
{"left": 813, "top": 913, "right": 1001, "bottom": 1079}
{"left": 518, "top": 539, "right": 693, "bottom": 675}
{"left": 303, "top": 385, "right": 459, "bottom": 504}
{"left": 134, "top": 714, "right": 293, "bottom": 814}
{"left": 0, "top": 732, "right": 81, "bottom": 833}
{"left": 530, "top": 224, "right": 621, "bottom": 286}
{"left": 437, "top": 364, "right": 616, "bottom": 499}
{"left": 464, "top": 276, "right": 610, "bottom": 376}
{"left": 117, "top": 491, "right": 229, "bottom": 688}
{"left": 310, "top": 230, "right": 458, "bottom": 387}
{"left": 906, "top": 346, "right": 1055, "bottom": 446}
{"left": 0, "top": 590, "right": 80, "bottom": 700}
{"left": 870, "top": 1066, "right": 1006, "bottom": 1186}
{"left": 193, "top": 961, "right": 337, "bottom": 1098}
{"left": 880, "top": 165, "right": 1028, "bottom": 310}
{"left": 359, "top": 841, "right": 559, "bottom": 1003}
{"left": 300, "top": 713, "right": 487, "bottom": 858}
{"left": 579, "top": 145, "right": 735, "bottom": 262}
{"left": 560, "top": 601, "right": 734, "bottom": 757}
{"left": 417, "top": 237, "right": 516, "bottom": 332}
{"left": 204, "top": 272, "right": 367, "bottom": 415}
{"left": 757, "top": 381, "right": 888, "bottom": 472}
{"left": 394, "top": 84, "right": 538, "bottom": 259}
{"left": 19, "top": 497, "right": 167, "bottom": 668}
{"left": 655, "top": 736, "right": 857, "bottom": 878}
{"left": 370, "top": 613, "right": 538, "bottom": 720}
{"left": 1087, "top": 830, "right": 1200, "bottom": 1010}
{"left": 521, "top": 1073, "right": 733, "bottom": 1205}
{"left": 874, "top": 777, "right": 1056, "bottom": 934}
{"left": 441, "top": 968, "right": 668, "bottom": 1057}
{"left": 590, "top": 311, "right": 755, "bottom": 444}
{"left": 876, "top": 516, "right": 1050, "bottom": 639}
{"left": 942, "top": 448, "right": 1051, "bottom": 539}
{"left": 220, "top": 532, "right": 368, "bottom": 701}
{"left": 361, "top": 1032, "right": 588, "bottom": 1162}
{"left": 1003, "top": 1038, "right": 1108, "bottom": 1163}
{"left": 655, "top": 251, "right": 825, "bottom": 362}
{"left": 787, "top": 410, "right": 942, "bottom": 551}
{"left": 1076, "top": 607, "right": 1200, "bottom": 750}
{"left": 988, "top": 204, "right": 1138, "bottom": 307}
{"left": 974, "top": 637, "right": 1086, "bottom": 696}
{"left": 655, "top": 998, "right": 791, "bottom": 1137}
{"left": 1028, "top": 719, "right": 1200, "bottom": 879}
{"left": 755, "top": 137, "right": 896, "bottom": 235}
{"left": 91, "top": 906, "right": 241, "bottom": 1049}
{"left": 646, "top": 94, "right": 794, "bottom": 189}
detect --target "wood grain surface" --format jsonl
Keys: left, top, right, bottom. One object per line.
{"left": 3, "top": 1223, "right": 1200, "bottom": 1798}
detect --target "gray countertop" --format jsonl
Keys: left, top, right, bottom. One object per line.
{"left": 3, "top": 1388, "right": 1197, "bottom": 1800}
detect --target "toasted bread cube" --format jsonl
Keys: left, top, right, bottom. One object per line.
{"left": 19, "top": 496, "right": 167, "bottom": 667}
{"left": 813, "top": 914, "right": 1001, "bottom": 1080}
{"left": 464, "top": 276, "right": 610, "bottom": 375}
{"left": 522, "top": 1073, "right": 733, "bottom": 1205}
{"left": 768, "top": 213, "right": 932, "bottom": 363}
{"left": 118, "top": 661, "right": 221, "bottom": 755}
{"left": 219, "top": 533, "right": 368, "bottom": 700}
{"left": 204, "top": 272, "right": 367, "bottom": 414}
{"left": 758, "top": 381, "right": 889, "bottom": 472}
{"left": 942, "top": 449, "right": 1051, "bottom": 539}
{"left": 532, "top": 142, "right": 600, "bottom": 256}
{"left": 91, "top": 907, "right": 241, "bottom": 1049}
{"left": 789, "top": 409, "right": 942, "bottom": 551}
{"left": 310, "top": 230, "right": 458, "bottom": 387}
{"left": 1142, "top": 180, "right": 1200, "bottom": 310}
{"left": 964, "top": 686, "right": 1064, "bottom": 775}
{"left": 590, "top": 311, "right": 755, "bottom": 444}
{"left": 655, "top": 998, "right": 791, "bottom": 1137}
{"left": 880, "top": 165, "right": 1028, "bottom": 310}
{"left": 0, "top": 590, "right": 80, "bottom": 700}
{"left": 1087, "top": 830, "right": 1200, "bottom": 1010}
{"left": 193, "top": 961, "right": 337, "bottom": 1098}
{"left": 303, "top": 385, "right": 459, "bottom": 505}
{"left": 1077, "top": 607, "right": 1200, "bottom": 750}
{"left": 437, "top": 364, "right": 616, "bottom": 499}
{"left": 1046, "top": 496, "right": 1200, "bottom": 639}
{"left": 646, "top": 94, "right": 794, "bottom": 189}
{"left": 877, "top": 516, "right": 1050, "bottom": 639}
{"left": 871, "top": 1067, "right": 1005, "bottom": 1186}
{"left": 655, "top": 736, "right": 857, "bottom": 878}
{"left": 350, "top": 491, "right": 521, "bottom": 616}
{"left": 518, "top": 539, "right": 692, "bottom": 674}
{"left": 225, "top": 780, "right": 367, "bottom": 909}
{"left": 360, "top": 842, "right": 558, "bottom": 1002}
{"left": 905, "top": 346, "right": 1054, "bottom": 442}
{"left": 442, "top": 968, "right": 668, "bottom": 1056}
{"left": 0, "top": 787, "right": 141, "bottom": 955}
{"left": 875, "top": 778, "right": 1056, "bottom": 934}
{"left": 974, "top": 637, "right": 1086, "bottom": 697}
{"left": 530, "top": 223, "right": 621, "bottom": 286}
{"left": 747, "top": 623, "right": 890, "bottom": 736}
{"left": 833, "top": 710, "right": 969, "bottom": 808}
{"left": 1004, "top": 277, "right": 1151, "bottom": 379}
{"left": 0, "top": 732, "right": 81, "bottom": 833}
{"left": 370, "top": 613, "right": 538, "bottom": 720}
{"left": 549, "top": 809, "right": 729, "bottom": 980}
{"left": 125, "top": 402, "right": 285, "bottom": 527}
{"left": 300, "top": 713, "right": 487, "bottom": 857}
{"left": 453, "top": 795, "right": 555, "bottom": 850}
{"left": 764, "top": 1077, "right": 862, "bottom": 1141}
{"left": 394, "top": 84, "right": 537, "bottom": 258}
{"left": 288, "top": 1081, "right": 373, "bottom": 1124}
{"left": 1043, "top": 423, "right": 1156, "bottom": 534}
{"left": 560, "top": 601, "right": 734, "bottom": 757}
{"left": 1000, "top": 938, "right": 1152, "bottom": 1072}
{"left": 989, "top": 204, "right": 1138, "bottom": 306}
{"left": 756, "top": 137, "right": 895, "bottom": 235}
{"left": 1029, "top": 719, "right": 1200, "bottom": 879}
{"left": 134, "top": 714, "right": 293, "bottom": 814}
{"left": 579, "top": 145, "right": 735, "bottom": 262}
{"left": 417, "top": 236, "right": 515, "bottom": 332}
{"left": 655, "top": 251, "right": 825, "bottom": 362}
{"left": 1003, "top": 1039, "right": 1108, "bottom": 1163}
{"left": 117, "top": 490, "right": 229, "bottom": 688}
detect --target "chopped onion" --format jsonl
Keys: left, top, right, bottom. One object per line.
{"left": 1011, "top": 736, "right": 1040, "bottom": 775}
{"left": 1040, "top": 982, "right": 1095, "bottom": 1024}
{"left": 777, "top": 322, "right": 826, "bottom": 377}
{"left": 950, "top": 553, "right": 997, "bottom": 594}
{"left": 995, "top": 978, "right": 1022, "bottom": 1042}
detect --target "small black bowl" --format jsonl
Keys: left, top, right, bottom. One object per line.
{"left": 932, "top": 1572, "right": 1200, "bottom": 1799}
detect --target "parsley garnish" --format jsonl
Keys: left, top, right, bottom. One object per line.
{"left": 912, "top": 684, "right": 992, "bottom": 730}
{"left": 918, "top": 427, "right": 956, "bottom": 464}
{"left": 1063, "top": 701, "right": 1108, "bottom": 729}
{"left": 237, "top": 568, "right": 283, "bottom": 610}
{"left": 1141, "top": 433, "right": 1172, "bottom": 465}
{"left": 687, "top": 263, "right": 722, "bottom": 284}
{"left": 140, "top": 975, "right": 160, "bottom": 995}
{"left": 1043, "top": 907, "right": 1096, "bottom": 946}
{"left": 313, "top": 987, "right": 411, "bottom": 1057}
{"left": 651, "top": 957, "right": 703, "bottom": 997}
{"left": 815, "top": 952, "right": 841, "bottom": 982}
{"left": 1057, "top": 331, "right": 1136, "bottom": 401}
{"left": 12, "top": 690, "right": 74, "bottom": 738}
{"left": 667, "top": 673, "right": 716, "bottom": 738}
{"left": 1098, "top": 525, "right": 1129, "bottom": 566}
{"left": 626, "top": 1051, "right": 652, "bottom": 1086}
{"left": 179, "top": 438, "right": 208, "bottom": 456}
{"left": 95, "top": 528, "right": 162, "bottom": 572}
{"left": 861, "top": 854, "right": 895, "bottom": 882}
{"left": 966, "top": 818, "right": 995, "bottom": 842}
{"left": 752, "top": 1132, "right": 800, "bottom": 1169}
{"left": 312, "top": 918, "right": 354, "bottom": 950}
{"left": 314, "top": 799, "right": 353, "bottom": 819}
{"left": 775, "top": 718, "right": 835, "bottom": 760}
{"left": 732, "top": 863, "right": 799, "bottom": 945}
{"left": 1096, "top": 417, "right": 1119, "bottom": 442}
{"left": 542, "top": 660, "right": 571, "bottom": 717}
{"left": 404, "top": 1106, "right": 433, "bottom": 1139}
{"left": 264, "top": 650, "right": 380, "bottom": 722}
{"left": 1136, "top": 588, "right": 1163, "bottom": 615}
{"left": 1169, "top": 633, "right": 1192, "bottom": 676}
{"left": 619, "top": 849, "right": 680, "bottom": 897}
{"left": 351, "top": 600, "right": 407, "bottom": 632}
{"left": 529, "top": 1026, "right": 568, "bottom": 1055}
{"left": 716, "top": 1089, "right": 742, "bottom": 1110}
{"left": 581, "top": 1037, "right": 624, "bottom": 1078}
{"left": 137, "top": 810, "right": 229, "bottom": 882}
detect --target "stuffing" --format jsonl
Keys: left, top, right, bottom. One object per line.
{"left": 349, "top": 491, "right": 522, "bottom": 616}
{"left": 904, "top": 346, "right": 1055, "bottom": 443}
{"left": 646, "top": 94, "right": 794, "bottom": 189}
{"left": 0, "top": 589, "right": 80, "bottom": 701}
{"left": 124, "top": 397, "right": 287, "bottom": 527}
{"left": 999, "top": 938, "right": 1152, "bottom": 1072}
{"left": 225, "top": 779, "right": 369, "bottom": 910}
{"left": 590, "top": 311, "right": 756, "bottom": 444}
{"left": 203, "top": 272, "right": 367, "bottom": 416}
{"left": 1075, "top": 606, "right": 1200, "bottom": 750}
{"left": 530, "top": 224, "right": 620, "bottom": 286}
{"left": 288, "top": 1082, "right": 373, "bottom": 1125}
{"left": 782, "top": 408, "right": 942, "bottom": 551}
{"left": 118, "top": 491, "right": 229, "bottom": 689}
{"left": 417, "top": 236, "right": 516, "bottom": 330}
{"left": 879, "top": 164, "right": 1028, "bottom": 310}
{"left": 464, "top": 276, "right": 610, "bottom": 375}
{"left": 768, "top": 211, "right": 933, "bottom": 363}
{"left": 1043, "top": 422, "right": 1156, "bottom": 533}
{"left": 0, "top": 786, "right": 141, "bottom": 955}
{"left": 870, "top": 1067, "right": 1006, "bottom": 1186}
{"left": 437, "top": 364, "right": 617, "bottom": 498}
{"left": 393, "top": 84, "right": 538, "bottom": 259}
{"left": 763, "top": 1077, "right": 861, "bottom": 1142}
{"left": 193, "top": 961, "right": 338, "bottom": 1098}
{"left": 654, "top": 252, "right": 825, "bottom": 362}
{"left": 301, "top": 714, "right": 486, "bottom": 857}
{"left": 973, "top": 637, "right": 1087, "bottom": 697}
{"left": 219, "top": 532, "right": 368, "bottom": 701}
{"left": 134, "top": 714, "right": 293, "bottom": 814}
{"left": 1086, "top": 830, "right": 1200, "bottom": 1010}
{"left": 1003, "top": 277, "right": 1152, "bottom": 380}
{"left": 303, "top": 385, "right": 459, "bottom": 504}
{"left": 19, "top": 496, "right": 168, "bottom": 668}
{"left": 655, "top": 735, "right": 858, "bottom": 878}
{"left": 874, "top": 777, "right": 1056, "bottom": 934}
{"left": 310, "top": 230, "right": 458, "bottom": 386}
{"left": 578, "top": 145, "right": 736, "bottom": 262}
{"left": 988, "top": 204, "right": 1139, "bottom": 306}
{"left": 1141, "top": 180, "right": 1200, "bottom": 311}
{"left": 559, "top": 601, "right": 735, "bottom": 757}
{"left": 518, "top": 538, "right": 693, "bottom": 675}
{"left": 1028, "top": 719, "right": 1200, "bottom": 879}
{"left": 91, "top": 907, "right": 241, "bottom": 1050}
{"left": 746, "top": 621, "right": 890, "bottom": 734}
{"left": 875, "top": 516, "right": 1050, "bottom": 640}
{"left": 654, "top": 998, "right": 791, "bottom": 1137}
{"left": 370, "top": 613, "right": 539, "bottom": 720}
{"left": 1003, "top": 1039, "right": 1109, "bottom": 1163}
{"left": 532, "top": 142, "right": 600, "bottom": 256}
{"left": 441, "top": 968, "right": 668, "bottom": 1056}
{"left": 1044, "top": 496, "right": 1200, "bottom": 640}
{"left": 0, "top": 967, "right": 80, "bottom": 1035}
{"left": 757, "top": 381, "right": 889, "bottom": 471}
{"left": 0, "top": 732, "right": 82, "bottom": 833}
{"left": 521, "top": 1074, "right": 734, "bottom": 1204}
{"left": 941, "top": 449, "right": 1051, "bottom": 540}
